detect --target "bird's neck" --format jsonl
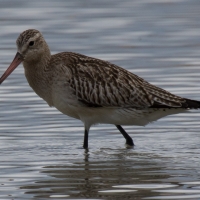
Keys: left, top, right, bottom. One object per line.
{"left": 23, "top": 51, "right": 53, "bottom": 106}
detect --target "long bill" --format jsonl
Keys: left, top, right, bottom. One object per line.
{"left": 0, "top": 52, "right": 23, "bottom": 84}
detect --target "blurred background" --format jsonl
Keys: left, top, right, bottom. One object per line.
{"left": 0, "top": 0, "right": 200, "bottom": 199}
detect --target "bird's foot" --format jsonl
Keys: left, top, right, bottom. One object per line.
{"left": 125, "top": 139, "right": 134, "bottom": 149}
{"left": 83, "top": 142, "right": 88, "bottom": 149}
{"left": 83, "top": 145, "right": 88, "bottom": 149}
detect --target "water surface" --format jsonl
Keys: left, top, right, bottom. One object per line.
{"left": 0, "top": 0, "right": 200, "bottom": 199}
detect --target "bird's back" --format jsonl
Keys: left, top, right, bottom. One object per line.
{"left": 50, "top": 52, "right": 189, "bottom": 109}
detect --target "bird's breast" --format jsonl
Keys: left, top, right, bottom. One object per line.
{"left": 24, "top": 66, "right": 53, "bottom": 106}
{"left": 51, "top": 80, "right": 81, "bottom": 119}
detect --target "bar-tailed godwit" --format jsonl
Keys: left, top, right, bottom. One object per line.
{"left": 0, "top": 29, "right": 200, "bottom": 148}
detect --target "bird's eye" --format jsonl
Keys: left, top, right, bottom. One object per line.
{"left": 29, "top": 41, "right": 34, "bottom": 46}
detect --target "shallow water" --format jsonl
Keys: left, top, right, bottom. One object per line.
{"left": 0, "top": 0, "right": 200, "bottom": 199}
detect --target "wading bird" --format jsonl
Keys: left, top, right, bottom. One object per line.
{"left": 0, "top": 29, "right": 200, "bottom": 148}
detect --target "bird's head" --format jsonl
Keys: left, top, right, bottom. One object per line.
{"left": 0, "top": 29, "right": 49, "bottom": 84}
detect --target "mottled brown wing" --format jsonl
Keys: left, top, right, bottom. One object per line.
{"left": 58, "top": 52, "right": 185, "bottom": 108}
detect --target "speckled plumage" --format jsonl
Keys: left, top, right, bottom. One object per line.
{"left": 1, "top": 29, "right": 200, "bottom": 148}
{"left": 50, "top": 52, "right": 185, "bottom": 108}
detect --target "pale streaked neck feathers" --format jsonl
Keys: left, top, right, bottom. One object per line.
{"left": 16, "top": 29, "right": 52, "bottom": 106}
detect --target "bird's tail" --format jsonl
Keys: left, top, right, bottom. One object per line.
{"left": 182, "top": 98, "right": 200, "bottom": 109}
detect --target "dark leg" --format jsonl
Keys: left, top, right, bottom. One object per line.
{"left": 83, "top": 129, "right": 89, "bottom": 149}
{"left": 115, "top": 125, "right": 134, "bottom": 146}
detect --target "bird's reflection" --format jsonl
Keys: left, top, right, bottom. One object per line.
{"left": 84, "top": 148, "right": 89, "bottom": 162}
{"left": 20, "top": 149, "right": 171, "bottom": 199}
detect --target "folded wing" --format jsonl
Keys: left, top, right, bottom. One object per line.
{"left": 56, "top": 52, "right": 198, "bottom": 109}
